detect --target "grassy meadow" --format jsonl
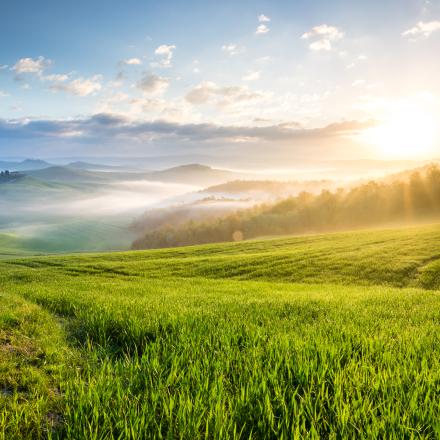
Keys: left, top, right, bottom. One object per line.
{"left": 1, "top": 224, "right": 440, "bottom": 438}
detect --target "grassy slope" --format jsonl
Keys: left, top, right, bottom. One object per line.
{"left": 0, "top": 234, "right": 29, "bottom": 258}
{"left": 0, "top": 221, "right": 135, "bottom": 257}
{"left": 9, "top": 223, "right": 440, "bottom": 288}
{"left": 0, "top": 224, "right": 440, "bottom": 438}
{"left": 0, "top": 174, "right": 136, "bottom": 255}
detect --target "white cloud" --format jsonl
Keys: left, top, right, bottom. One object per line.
{"left": 96, "top": 92, "right": 131, "bottom": 113}
{"left": 0, "top": 65, "right": 8, "bottom": 70}
{"left": 43, "top": 74, "right": 69, "bottom": 82}
{"left": 402, "top": 21, "right": 440, "bottom": 40}
{"left": 123, "top": 58, "right": 142, "bottom": 65}
{"left": 0, "top": 90, "right": 9, "bottom": 97}
{"left": 309, "top": 40, "right": 332, "bottom": 51}
{"left": 126, "top": 96, "right": 196, "bottom": 123}
{"left": 256, "top": 24, "right": 270, "bottom": 35}
{"left": 155, "top": 45, "right": 175, "bottom": 57}
{"left": 152, "top": 45, "right": 176, "bottom": 67}
{"left": 221, "top": 44, "right": 245, "bottom": 55}
{"left": 301, "top": 24, "right": 344, "bottom": 40}
{"left": 258, "top": 14, "right": 271, "bottom": 23}
{"left": 137, "top": 73, "right": 170, "bottom": 95}
{"left": 108, "top": 92, "right": 130, "bottom": 103}
{"left": 12, "top": 56, "right": 52, "bottom": 74}
{"left": 186, "top": 82, "right": 216, "bottom": 104}
{"left": 186, "top": 81, "right": 268, "bottom": 108}
{"left": 242, "top": 71, "right": 260, "bottom": 81}
{"left": 301, "top": 24, "right": 344, "bottom": 51}
{"left": 50, "top": 75, "right": 102, "bottom": 96}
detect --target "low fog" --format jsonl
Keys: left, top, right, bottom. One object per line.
{"left": 1, "top": 158, "right": 438, "bottom": 254}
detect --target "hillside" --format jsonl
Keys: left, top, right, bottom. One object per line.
{"left": 0, "top": 224, "right": 439, "bottom": 438}
{"left": 0, "top": 174, "right": 77, "bottom": 191}
{"left": 143, "top": 164, "right": 245, "bottom": 186}
{"left": 13, "top": 223, "right": 440, "bottom": 289}
{"left": 203, "top": 179, "right": 334, "bottom": 195}
{"left": 23, "top": 163, "right": 243, "bottom": 186}
{"left": 133, "top": 164, "right": 440, "bottom": 249}
{"left": 0, "top": 220, "right": 136, "bottom": 257}
{"left": 131, "top": 197, "right": 253, "bottom": 237}
{"left": 0, "top": 159, "right": 53, "bottom": 171}
{"left": 2, "top": 163, "right": 236, "bottom": 256}
{"left": 66, "top": 161, "right": 129, "bottom": 171}
{"left": 25, "top": 166, "right": 116, "bottom": 183}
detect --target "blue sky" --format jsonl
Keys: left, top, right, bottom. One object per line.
{"left": 0, "top": 0, "right": 439, "bottom": 163}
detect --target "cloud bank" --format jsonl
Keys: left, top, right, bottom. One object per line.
{"left": 0, "top": 113, "right": 375, "bottom": 152}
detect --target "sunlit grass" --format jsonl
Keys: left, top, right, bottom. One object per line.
{"left": 1, "top": 224, "right": 440, "bottom": 438}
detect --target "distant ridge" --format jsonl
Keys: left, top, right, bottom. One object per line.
{"left": 0, "top": 159, "right": 53, "bottom": 171}
{"left": 19, "top": 163, "right": 244, "bottom": 186}
{"left": 25, "top": 166, "right": 111, "bottom": 182}
{"left": 66, "top": 161, "right": 128, "bottom": 171}
{"left": 145, "top": 164, "right": 244, "bottom": 186}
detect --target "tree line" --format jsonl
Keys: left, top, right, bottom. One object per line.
{"left": 0, "top": 170, "right": 25, "bottom": 182}
{"left": 132, "top": 165, "right": 440, "bottom": 249}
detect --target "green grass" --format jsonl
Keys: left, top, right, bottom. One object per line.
{"left": 0, "top": 293, "right": 77, "bottom": 438}
{"left": 0, "top": 219, "right": 136, "bottom": 257}
{"left": 0, "top": 234, "right": 37, "bottom": 258}
{"left": 1, "top": 224, "right": 440, "bottom": 438}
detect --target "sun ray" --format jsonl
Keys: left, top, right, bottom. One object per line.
{"left": 360, "top": 102, "right": 438, "bottom": 159}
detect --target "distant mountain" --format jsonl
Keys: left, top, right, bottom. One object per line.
{"left": 10, "top": 162, "right": 246, "bottom": 187}
{"left": 66, "top": 161, "right": 129, "bottom": 171}
{"left": 144, "top": 164, "right": 245, "bottom": 186}
{"left": 0, "top": 159, "right": 53, "bottom": 171}
{"left": 25, "top": 166, "right": 112, "bottom": 183}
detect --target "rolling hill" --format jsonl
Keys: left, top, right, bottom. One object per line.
{"left": 202, "top": 179, "right": 335, "bottom": 197}
{"left": 23, "top": 163, "right": 244, "bottom": 186}
{"left": 1, "top": 163, "right": 244, "bottom": 256}
{"left": 0, "top": 159, "right": 53, "bottom": 171}
{"left": 25, "top": 166, "right": 116, "bottom": 183}
{"left": 143, "top": 164, "right": 245, "bottom": 186}
{"left": 66, "top": 161, "right": 132, "bottom": 172}
{"left": 133, "top": 164, "right": 440, "bottom": 249}
{"left": 1, "top": 223, "right": 439, "bottom": 438}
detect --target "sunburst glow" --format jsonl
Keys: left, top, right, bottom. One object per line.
{"left": 361, "top": 104, "right": 438, "bottom": 159}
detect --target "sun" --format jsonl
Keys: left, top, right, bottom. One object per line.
{"left": 361, "top": 103, "right": 438, "bottom": 159}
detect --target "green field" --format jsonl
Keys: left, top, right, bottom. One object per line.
{"left": 1, "top": 224, "right": 440, "bottom": 438}
{"left": 0, "top": 220, "right": 136, "bottom": 258}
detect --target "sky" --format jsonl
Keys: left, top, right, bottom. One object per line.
{"left": 0, "top": 0, "right": 439, "bottom": 165}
